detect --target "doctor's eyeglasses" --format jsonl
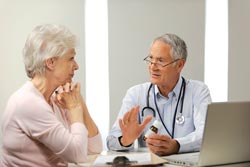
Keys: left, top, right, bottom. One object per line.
{"left": 143, "top": 56, "right": 180, "bottom": 68}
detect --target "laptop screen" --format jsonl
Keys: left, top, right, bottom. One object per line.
{"left": 162, "top": 101, "right": 250, "bottom": 166}
{"left": 198, "top": 101, "right": 250, "bottom": 166}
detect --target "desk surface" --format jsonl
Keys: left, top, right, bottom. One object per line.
{"left": 69, "top": 161, "right": 250, "bottom": 167}
{"left": 68, "top": 148, "right": 250, "bottom": 167}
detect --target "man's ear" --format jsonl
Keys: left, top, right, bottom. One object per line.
{"left": 45, "top": 57, "right": 56, "bottom": 70}
{"left": 177, "top": 59, "right": 185, "bottom": 73}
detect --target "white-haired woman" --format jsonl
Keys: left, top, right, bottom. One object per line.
{"left": 1, "top": 24, "right": 102, "bottom": 166}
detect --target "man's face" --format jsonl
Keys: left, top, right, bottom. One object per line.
{"left": 53, "top": 48, "right": 79, "bottom": 85}
{"left": 148, "top": 41, "right": 182, "bottom": 88}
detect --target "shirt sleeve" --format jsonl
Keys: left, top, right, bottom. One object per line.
{"left": 175, "top": 83, "right": 212, "bottom": 152}
{"left": 106, "top": 86, "right": 140, "bottom": 151}
{"left": 16, "top": 98, "right": 90, "bottom": 163}
{"left": 88, "top": 132, "right": 103, "bottom": 154}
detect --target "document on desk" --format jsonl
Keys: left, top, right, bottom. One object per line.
{"left": 92, "top": 152, "right": 167, "bottom": 166}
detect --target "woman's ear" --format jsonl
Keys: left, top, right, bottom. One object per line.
{"left": 45, "top": 58, "right": 56, "bottom": 70}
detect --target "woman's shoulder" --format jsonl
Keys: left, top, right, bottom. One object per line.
{"left": 8, "top": 82, "right": 51, "bottom": 115}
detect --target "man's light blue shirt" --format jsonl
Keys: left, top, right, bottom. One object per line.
{"left": 107, "top": 77, "right": 212, "bottom": 153}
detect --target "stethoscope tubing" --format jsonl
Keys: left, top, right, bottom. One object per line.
{"left": 171, "top": 77, "right": 186, "bottom": 137}
{"left": 141, "top": 77, "right": 186, "bottom": 138}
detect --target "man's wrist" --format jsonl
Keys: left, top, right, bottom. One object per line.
{"left": 174, "top": 139, "right": 180, "bottom": 153}
{"left": 118, "top": 136, "right": 132, "bottom": 147}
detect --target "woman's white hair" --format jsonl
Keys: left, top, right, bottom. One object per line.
{"left": 23, "top": 24, "right": 77, "bottom": 78}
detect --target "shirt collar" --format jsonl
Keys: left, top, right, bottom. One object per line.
{"left": 154, "top": 76, "right": 184, "bottom": 101}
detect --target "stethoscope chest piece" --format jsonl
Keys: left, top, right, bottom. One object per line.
{"left": 176, "top": 114, "right": 185, "bottom": 125}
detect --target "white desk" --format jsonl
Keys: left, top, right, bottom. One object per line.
{"left": 69, "top": 148, "right": 164, "bottom": 166}
{"left": 69, "top": 161, "right": 250, "bottom": 167}
{"left": 68, "top": 148, "right": 250, "bottom": 167}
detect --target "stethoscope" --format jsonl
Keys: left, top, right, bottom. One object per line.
{"left": 141, "top": 77, "right": 186, "bottom": 138}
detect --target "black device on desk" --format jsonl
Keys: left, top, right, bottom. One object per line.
{"left": 106, "top": 155, "right": 165, "bottom": 167}
{"left": 106, "top": 156, "right": 137, "bottom": 167}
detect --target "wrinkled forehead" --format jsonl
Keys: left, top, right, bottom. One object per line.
{"left": 150, "top": 41, "right": 173, "bottom": 59}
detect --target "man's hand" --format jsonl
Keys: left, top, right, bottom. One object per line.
{"left": 146, "top": 134, "right": 180, "bottom": 155}
{"left": 119, "top": 105, "right": 152, "bottom": 146}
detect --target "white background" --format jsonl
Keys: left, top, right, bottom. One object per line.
{"left": 0, "top": 0, "right": 249, "bottom": 149}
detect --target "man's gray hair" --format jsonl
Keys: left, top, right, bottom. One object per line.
{"left": 23, "top": 24, "right": 77, "bottom": 78}
{"left": 153, "top": 33, "right": 187, "bottom": 60}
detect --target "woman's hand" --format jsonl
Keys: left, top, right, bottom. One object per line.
{"left": 54, "top": 82, "right": 84, "bottom": 123}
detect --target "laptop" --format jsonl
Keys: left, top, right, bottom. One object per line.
{"left": 162, "top": 101, "right": 250, "bottom": 166}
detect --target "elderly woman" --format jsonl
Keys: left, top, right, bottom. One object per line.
{"left": 1, "top": 24, "right": 102, "bottom": 166}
